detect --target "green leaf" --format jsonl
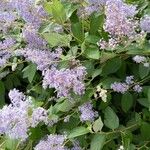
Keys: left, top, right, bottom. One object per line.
{"left": 5, "top": 137, "right": 18, "bottom": 150}
{"left": 139, "top": 64, "right": 150, "bottom": 79}
{"left": 140, "top": 122, "right": 150, "bottom": 140}
{"left": 100, "top": 52, "right": 117, "bottom": 64}
{"left": 68, "top": 127, "right": 90, "bottom": 139}
{"left": 51, "top": 0, "right": 66, "bottom": 24}
{"left": 102, "top": 57, "right": 122, "bottom": 76}
{"left": 148, "top": 88, "right": 150, "bottom": 111}
{"left": 85, "top": 35, "right": 100, "bottom": 44}
{"left": 90, "top": 134, "right": 106, "bottom": 150}
{"left": 55, "top": 100, "right": 74, "bottom": 112}
{"left": 22, "top": 63, "right": 37, "bottom": 83}
{"left": 43, "top": 2, "right": 52, "bottom": 14}
{"left": 43, "top": 32, "right": 71, "bottom": 47}
{"left": 137, "top": 98, "right": 149, "bottom": 108}
{"left": 90, "top": 13, "right": 104, "bottom": 35}
{"left": 63, "top": 3, "right": 79, "bottom": 19}
{"left": 121, "top": 92, "right": 133, "bottom": 112}
{"left": 93, "top": 117, "right": 103, "bottom": 132}
{"left": 104, "top": 106, "right": 119, "bottom": 130}
{"left": 71, "top": 22, "right": 84, "bottom": 43}
{"left": 121, "top": 132, "right": 132, "bottom": 150}
{"left": 0, "top": 81, "right": 5, "bottom": 107}
{"left": 84, "top": 46, "right": 100, "bottom": 60}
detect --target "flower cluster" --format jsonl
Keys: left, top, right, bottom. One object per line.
{"left": 78, "top": 102, "right": 98, "bottom": 122}
{"left": 111, "top": 76, "right": 142, "bottom": 93}
{"left": 133, "top": 55, "right": 149, "bottom": 67}
{"left": 42, "top": 66, "right": 87, "bottom": 97}
{"left": 0, "top": 50, "right": 12, "bottom": 67}
{"left": 77, "top": 0, "right": 106, "bottom": 18}
{"left": 104, "top": 0, "right": 137, "bottom": 37}
{"left": 22, "top": 24, "right": 47, "bottom": 49}
{"left": 0, "top": 38, "right": 16, "bottom": 50}
{"left": 16, "top": 47, "right": 62, "bottom": 71}
{"left": 0, "top": 89, "right": 50, "bottom": 140}
{"left": 140, "top": 15, "right": 150, "bottom": 33}
{"left": 97, "top": 38, "right": 119, "bottom": 50}
{"left": 34, "top": 134, "right": 66, "bottom": 150}
{"left": 15, "top": 0, "right": 47, "bottom": 29}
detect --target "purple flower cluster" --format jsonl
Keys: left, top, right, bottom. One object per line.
{"left": 16, "top": 48, "right": 62, "bottom": 71}
{"left": 133, "top": 55, "right": 149, "bottom": 67}
{"left": 0, "top": 11, "right": 16, "bottom": 23}
{"left": 0, "top": 89, "right": 50, "bottom": 140}
{"left": 0, "top": 50, "right": 11, "bottom": 67}
{"left": 77, "top": 0, "right": 106, "bottom": 18}
{"left": 15, "top": 0, "right": 46, "bottom": 29}
{"left": 97, "top": 38, "right": 119, "bottom": 50}
{"left": 111, "top": 76, "right": 143, "bottom": 93}
{"left": 140, "top": 15, "right": 150, "bottom": 33}
{"left": 0, "top": 38, "right": 16, "bottom": 50}
{"left": 34, "top": 134, "right": 66, "bottom": 150}
{"left": 22, "top": 24, "right": 47, "bottom": 49}
{"left": 42, "top": 66, "right": 87, "bottom": 97}
{"left": 104, "top": 0, "right": 137, "bottom": 37}
{"left": 0, "top": 90, "right": 30, "bottom": 140}
{"left": 8, "top": 88, "right": 26, "bottom": 106}
{"left": 31, "top": 107, "right": 48, "bottom": 127}
{"left": 111, "top": 82, "right": 129, "bottom": 94}
{"left": 78, "top": 102, "right": 98, "bottom": 122}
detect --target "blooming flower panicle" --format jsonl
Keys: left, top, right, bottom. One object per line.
{"left": 31, "top": 107, "right": 48, "bottom": 127}
{"left": 104, "top": 0, "right": 137, "bottom": 37}
{"left": 140, "top": 15, "right": 150, "bottom": 33}
{"left": 8, "top": 88, "right": 26, "bottom": 107}
{"left": 34, "top": 134, "right": 66, "bottom": 150}
{"left": 0, "top": 38, "right": 16, "bottom": 50}
{"left": 42, "top": 66, "right": 86, "bottom": 97}
{"left": 111, "top": 82, "right": 129, "bottom": 94}
{"left": 0, "top": 50, "right": 12, "bottom": 67}
{"left": 78, "top": 102, "right": 98, "bottom": 122}
{"left": 125, "top": 76, "right": 134, "bottom": 85}
{"left": 133, "top": 84, "right": 142, "bottom": 93}
{"left": 22, "top": 24, "right": 47, "bottom": 49}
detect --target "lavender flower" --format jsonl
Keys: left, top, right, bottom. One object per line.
{"left": 22, "top": 24, "right": 47, "bottom": 49}
{"left": 0, "top": 50, "right": 11, "bottom": 67}
{"left": 0, "top": 38, "right": 16, "bottom": 50}
{"left": 0, "top": 101, "right": 30, "bottom": 140}
{"left": 78, "top": 102, "right": 98, "bottom": 122}
{"left": 0, "top": 11, "right": 16, "bottom": 23}
{"left": 42, "top": 66, "right": 86, "bottom": 97}
{"left": 31, "top": 107, "right": 48, "bottom": 127}
{"left": 111, "top": 82, "right": 129, "bottom": 93}
{"left": 104, "top": 0, "right": 137, "bottom": 37}
{"left": 0, "top": 0, "right": 15, "bottom": 11}
{"left": 16, "top": 48, "right": 62, "bottom": 71}
{"left": 125, "top": 76, "right": 134, "bottom": 85}
{"left": 15, "top": 0, "right": 47, "bottom": 28}
{"left": 133, "top": 55, "right": 147, "bottom": 63}
{"left": 133, "top": 85, "right": 142, "bottom": 93}
{"left": 8, "top": 88, "right": 26, "bottom": 106}
{"left": 97, "top": 38, "right": 118, "bottom": 50}
{"left": 140, "top": 15, "right": 150, "bottom": 33}
{"left": 34, "top": 134, "right": 66, "bottom": 150}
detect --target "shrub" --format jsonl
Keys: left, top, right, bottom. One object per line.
{"left": 0, "top": 0, "right": 150, "bottom": 149}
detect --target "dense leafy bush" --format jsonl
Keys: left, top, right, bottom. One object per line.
{"left": 0, "top": 0, "right": 150, "bottom": 149}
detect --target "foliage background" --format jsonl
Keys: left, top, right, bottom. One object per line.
{"left": 0, "top": 0, "right": 150, "bottom": 149}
